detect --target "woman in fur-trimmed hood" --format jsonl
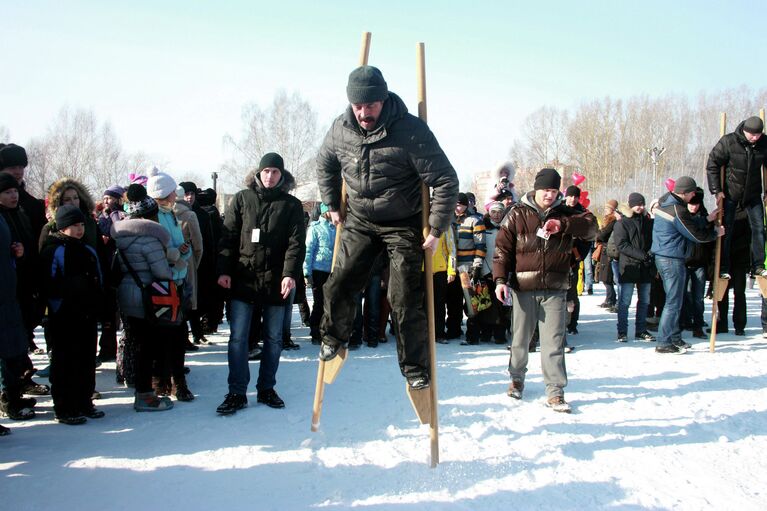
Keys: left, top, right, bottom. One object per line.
{"left": 40, "top": 177, "right": 98, "bottom": 249}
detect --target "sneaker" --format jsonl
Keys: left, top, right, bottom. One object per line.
{"left": 256, "top": 389, "right": 285, "bottom": 409}
{"left": 655, "top": 344, "right": 686, "bottom": 354}
{"left": 55, "top": 414, "right": 87, "bottom": 425}
{"left": 546, "top": 395, "right": 572, "bottom": 413}
{"left": 216, "top": 393, "right": 247, "bottom": 415}
{"left": 692, "top": 328, "right": 706, "bottom": 339}
{"left": 756, "top": 268, "right": 767, "bottom": 277}
{"left": 507, "top": 380, "right": 524, "bottom": 400}
{"left": 635, "top": 331, "right": 656, "bottom": 342}
{"left": 616, "top": 333, "right": 628, "bottom": 343}
{"left": 319, "top": 342, "right": 344, "bottom": 361}
{"left": 406, "top": 375, "right": 430, "bottom": 390}
{"left": 719, "top": 272, "right": 731, "bottom": 280}
{"left": 282, "top": 337, "right": 300, "bottom": 351}
{"left": 193, "top": 335, "right": 209, "bottom": 345}
{"left": 134, "top": 392, "right": 174, "bottom": 412}
{"left": 672, "top": 339, "right": 692, "bottom": 349}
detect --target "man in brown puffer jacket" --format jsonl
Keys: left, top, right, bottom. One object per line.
{"left": 493, "top": 168, "right": 596, "bottom": 413}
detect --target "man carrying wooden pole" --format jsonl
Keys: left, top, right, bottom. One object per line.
{"left": 314, "top": 61, "right": 458, "bottom": 417}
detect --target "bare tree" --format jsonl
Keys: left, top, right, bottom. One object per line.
{"left": 21, "top": 107, "right": 147, "bottom": 197}
{"left": 508, "top": 86, "right": 766, "bottom": 212}
{"left": 222, "top": 90, "right": 321, "bottom": 189}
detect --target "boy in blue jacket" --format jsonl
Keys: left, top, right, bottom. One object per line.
{"left": 40, "top": 205, "right": 104, "bottom": 424}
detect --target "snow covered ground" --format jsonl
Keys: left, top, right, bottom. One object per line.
{"left": 3, "top": 288, "right": 767, "bottom": 510}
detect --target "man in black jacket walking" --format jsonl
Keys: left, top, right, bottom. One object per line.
{"left": 613, "top": 193, "right": 655, "bottom": 342}
{"left": 316, "top": 66, "right": 459, "bottom": 390}
{"left": 706, "top": 116, "right": 767, "bottom": 279}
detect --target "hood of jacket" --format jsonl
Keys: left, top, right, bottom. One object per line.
{"left": 244, "top": 168, "right": 297, "bottom": 199}
{"left": 111, "top": 218, "right": 170, "bottom": 246}
{"left": 520, "top": 190, "right": 564, "bottom": 214}
{"left": 46, "top": 177, "right": 96, "bottom": 218}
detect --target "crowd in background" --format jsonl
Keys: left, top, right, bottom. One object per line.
{"left": 0, "top": 113, "right": 764, "bottom": 433}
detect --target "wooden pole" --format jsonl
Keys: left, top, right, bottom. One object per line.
{"left": 709, "top": 112, "right": 727, "bottom": 353}
{"left": 416, "top": 41, "right": 440, "bottom": 467}
{"left": 311, "top": 31, "right": 371, "bottom": 432}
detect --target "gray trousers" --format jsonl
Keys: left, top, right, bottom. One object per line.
{"left": 510, "top": 288, "right": 568, "bottom": 398}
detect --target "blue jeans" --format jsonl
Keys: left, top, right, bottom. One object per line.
{"left": 617, "top": 282, "right": 650, "bottom": 336}
{"left": 722, "top": 198, "right": 765, "bottom": 274}
{"left": 583, "top": 247, "right": 594, "bottom": 290}
{"left": 655, "top": 256, "right": 686, "bottom": 347}
{"left": 227, "top": 299, "right": 286, "bottom": 395}
{"left": 282, "top": 287, "right": 296, "bottom": 337}
{"left": 683, "top": 267, "right": 706, "bottom": 329}
{"left": 611, "top": 259, "right": 621, "bottom": 304}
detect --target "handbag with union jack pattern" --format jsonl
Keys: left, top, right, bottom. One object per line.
{"left": 116, "top": 249, "right": 183, "bottom": 326}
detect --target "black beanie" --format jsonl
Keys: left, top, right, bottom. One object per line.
{"left": 628, "top": 192, "right": 646, "bottom": 207}
{"left": 533, "top": 168, "right": 561, "bottom": 191}
{"left": 178, "top": 181, "right": 198, "bottom": 194}
{"left": 346, "top": 66, "right": 389, "bottom": 104}
{"left": 55, "top": 204, "right": 86, "bottom": 230}
{"left": 0, "top": 172, "right": 19, "bottom": 193}
{"left": 258, "top": 152, "right": 285, "bottom": 173}
{"left": 565, "top": 185, "right": 581, "bottom": 198}
{"left": 743, "top": 116, "right": 764, "bottom": 135}
{"left": 0, "top": 144, "right": 28, "bottom": 170}
{"left": 457, "top": 193, "right": 469, "bottom": 206}
{"left": 673, "top": 176, "right": 697, "bottom": 194}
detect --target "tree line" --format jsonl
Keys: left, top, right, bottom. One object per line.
{"left": 508, "top": 86, "right": 767, "bottom": 211}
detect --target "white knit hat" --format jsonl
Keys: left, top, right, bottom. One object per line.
{"left": 145, "top": 166, "right": 177, "bottom": 199}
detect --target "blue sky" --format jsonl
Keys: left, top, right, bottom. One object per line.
{"left": 1, "top": 0, "right": 762, "bottom": 189}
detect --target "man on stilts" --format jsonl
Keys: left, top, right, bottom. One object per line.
{"left": 316, "top": 65, "right": 458, "bottom": 389}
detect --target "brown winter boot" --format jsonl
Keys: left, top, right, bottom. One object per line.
{"left": 172, "top": 377, "right": 195, "bottom": 402}
{"left": 153, "top": 377, "right": 172, "bottom": 397}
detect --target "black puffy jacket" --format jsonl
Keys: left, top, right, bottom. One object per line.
{"left": 317, "top": 92, "right": 459, "bottom": 233}
{"left": 706, "top": 120, "right": 767, "bottom": 206}
{"left": 217, "top": 170, "right": 305, "bottom": 305}
{"left": 613, "top": 207, "right": 654, "bottom": 284}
